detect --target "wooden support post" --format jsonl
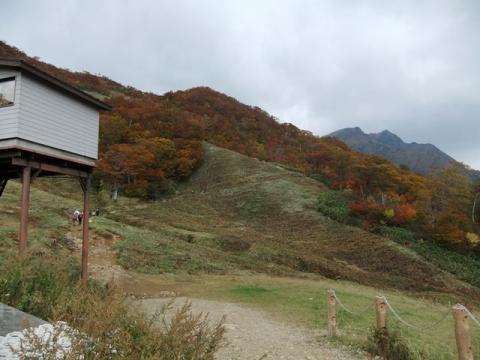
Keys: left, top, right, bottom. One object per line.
{"left": 327, "top": 289, "right": 337, "bottom": 337}
{"left": 80, "top": 175, "right": 91, "bottom": 286}
{"left": 452, "top": 304, "right": 474, "bottom": 360}
{"left": 0, "top": 178, "right": 8, "bottom": 198}
{"left": 375, "top": 295, "right": 387, "bottom": 332}
{"left": 19, "top": 166, "right": 31, "bottom": 256}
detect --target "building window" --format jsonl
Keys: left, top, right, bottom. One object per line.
{"left": 0, "top": 77, "right": 16, "bottom": 108}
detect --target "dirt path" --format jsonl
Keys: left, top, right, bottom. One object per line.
{"left": 141, "top": 297, "right": 365, "bottom": 360}
{"left": 69, "top": 227, "right": 134, "bottom": 283}
{"left": 69, "top": 228, "right": 365, "bottom": 360}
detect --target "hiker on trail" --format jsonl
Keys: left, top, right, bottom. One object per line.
{"left": 89, "top": 208, "right": 100, "bottom": 217}
{"left": 73, "top": 209, "right": 80, "bottom": 225}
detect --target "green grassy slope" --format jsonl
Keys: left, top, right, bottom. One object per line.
{"left": 1, "top": 143, "right": 478, "bottom": 300}
{"left": 0, "top": 180, "right": 77, "bottom": 256}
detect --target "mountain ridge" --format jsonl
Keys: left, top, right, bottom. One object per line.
{"left": 330, "top": 127, "right": 479, "bottom": 178}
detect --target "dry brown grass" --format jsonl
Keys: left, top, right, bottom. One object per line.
{"left": 103, "top": 143, "right": 480, "bottom": 299}
{"left": 1, "top": 253, "right": 225, "bottom": 359}
{"left": 1, "top": 143, "right": 479, "bottom": 300}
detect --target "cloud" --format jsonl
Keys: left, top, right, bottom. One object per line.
{"left": 1, "top": 0, "right": 479, "bottom": 168}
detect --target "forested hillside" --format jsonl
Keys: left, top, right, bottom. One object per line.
{"left": 1, "top": 41, "right": 478, "bottom": 253}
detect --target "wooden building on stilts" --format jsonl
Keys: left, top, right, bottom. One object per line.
{"left": 0, "top": 59, "right": 111, "bottom": 285}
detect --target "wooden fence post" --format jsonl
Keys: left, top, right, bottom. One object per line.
{"left": 375, "top": 295, "right": 387, "bottom": 332}
{"left": 327, "top": 289, "right": 337, "bottom": 337}
{"left": 452, "top": 304, "right": 474, "bottom": 360}
{"left": 19, "top": 166, "right": 31, "bottom": 256}
{"left": 80, "top": 175, "right": 91, "bottom": 286}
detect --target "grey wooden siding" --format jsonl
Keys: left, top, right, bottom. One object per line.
{"left": 0, "top": 70, "right": 21, "bottom": 140}
{"left": 17, "top": 73, "right": 99, "bottom": 159}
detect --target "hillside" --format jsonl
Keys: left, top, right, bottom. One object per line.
{"left": 330, "top": 127, "right": 480, "bottom": 179}
{"left": 1, "top": 143, "right": 478, "bottom": 299}
{"left": 2, "top": 142, "right": 480, "bottom": 358}
{"left": 0, "top": 40, "right": 478, "bottom": 254}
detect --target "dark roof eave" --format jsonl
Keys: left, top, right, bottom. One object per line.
{"left": 0, "top": 58, "right": 112, "bottom": 111}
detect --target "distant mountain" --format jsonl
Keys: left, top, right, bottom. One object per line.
{"left": 330, "top": 127, "right": 479, "bottom": 179}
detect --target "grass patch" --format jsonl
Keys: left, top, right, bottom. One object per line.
{"left": 90, "top": 217, "right": 228, "bottom": 274}
{"left": 174, "top": 274, "right": 480, "bottom": 360}
{"left": 414, "top": 242, "right": 480, "bottom": 287}
{"left": 230, "top": 285, "right": 274, "bottom": 296}
{"left": 378, "top": 225, "right": 480, "bottom": 288}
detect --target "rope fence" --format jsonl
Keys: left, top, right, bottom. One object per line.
{"left": 383, "top": 297, "right": 452, "bottom": 332}
{"left": 464, "top": 306, "right": 480, "bottom": 329}
{"left": 332, "top": 292, "right": 372, "bottom": 317}
{"left": 327, "top": 289, "right": 480, "bottom": 360}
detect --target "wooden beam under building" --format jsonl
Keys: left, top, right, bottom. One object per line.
{"left": 11, "top": 158, "right": 90, "bottom": 178}
{"left": 0, "top": 151, "right": 22, "bottom": 159}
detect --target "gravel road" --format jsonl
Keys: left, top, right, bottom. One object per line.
{"left": 77, "top": 230, "right": 367, "bottom": 359}
{"left": 140, "top": 297, "right": 367, "bottom": 360}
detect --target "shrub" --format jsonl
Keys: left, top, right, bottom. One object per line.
{"left": 383, "top": 208, "right": 395, "bottom": 221}
{"left": 317, "top": 191, "right": 351, "bottom": 223}
{"left": 0, "top": 250, "right": 80, "bottom": 319}
{"left": 375, "top": 226, "right": 417, "bottom": 245}
{"left": 49, "top": 291, "right": 225, "bottom": 359}
{"left": 391, "top": 204, "right": 417, "bottom": 226}
{"left": 1, "top": 251, "right": 225, "bottom": 359}
{"left": 349, "top": 198, "right": 384, "bottom": 225}
{"left": 366, "top": 327, "right": 416, "bottom": 360}
{"left": 13, "top": 295, "right": 225, "bottom": 359}
{"left": 466, "top": 232, "right": 480, "bottom": 246}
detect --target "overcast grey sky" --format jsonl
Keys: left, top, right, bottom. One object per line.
{"left": 2, "top": 0, "right": 479, "bottom": 168}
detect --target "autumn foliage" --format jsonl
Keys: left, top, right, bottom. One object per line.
{"left": 94, "top": 89, "right": 480, "bottom": 251}
{"left": 1, "top": 41, "right": 478, "bottom": 251}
